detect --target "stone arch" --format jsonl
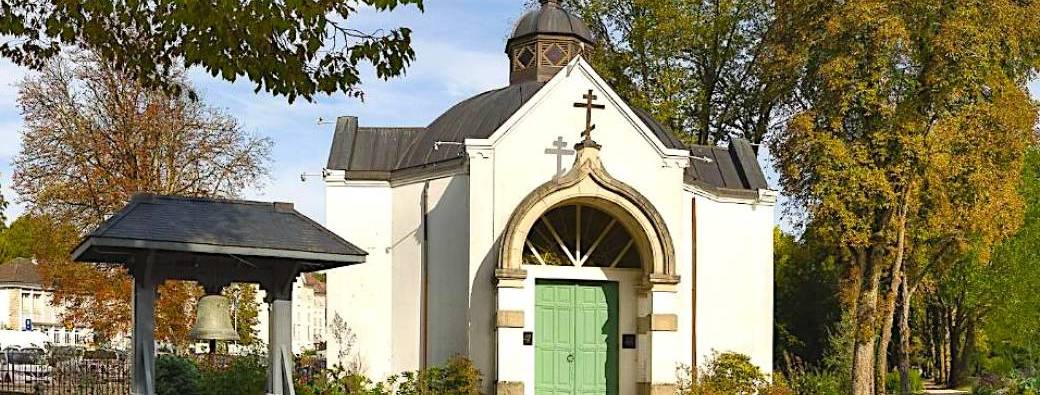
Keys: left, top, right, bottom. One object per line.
{"left": 496, "top": 145, "right": 678, "bottom": 286}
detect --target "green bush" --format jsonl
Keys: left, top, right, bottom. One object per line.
{"left": 678, "top": 352, "right": 793, "bottom": 395}
{"left": 155, "top": 355, "right": 200, "bottom": 395}
{"left": 199, "top": 354, "right": 268, "bottom": 395}
{"left": 973, "top": 373, "right": 1040, "bottom": 395}
{"left": 295, "top": 367, "right": 390, "bottom": 395}
{"left": 295, "top": 355, "right": 482, "bottom": 395}
{"left": 884, "top": 369, "right": 924, "bottom": 394}
{"left": 785, "top": 369, "right": 845, "bottom": 395}
{"left": 392, "top": 356, "right": 482, "bottom": 395}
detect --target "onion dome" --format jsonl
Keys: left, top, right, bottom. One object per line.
{"left": 506, "top": 0, "right": 596, "bottom": 84}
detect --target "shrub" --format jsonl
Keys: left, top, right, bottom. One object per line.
{"left": 392, "top": 356, "right": 482, "bottom": 395}
{"left": 884, "top": 369, "right": 924, "bottom": 394}
{"left": 785, "top": 369, "right": 845, "bottom": 395}
{"left": 295, "top": 355, "right": 482, "bottom": 395}
{"left": 155, "top": 355, "right": 201, "bottom": 395}
{"left": 678, "top": 351, "right": 792, "bottom": 395}
{"left": 199, "top": 354, "right": 268, "bottom": 395}
{"left": 295, "top": 367, "right": 389, "bottom": 395}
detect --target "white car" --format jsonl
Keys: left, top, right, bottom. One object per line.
{"left": 0, "top": 350, "right": 51, "bottom": 383}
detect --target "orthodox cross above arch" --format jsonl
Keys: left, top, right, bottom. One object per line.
{"left": 573, "top": 89, "right": 605, "bottom": 145}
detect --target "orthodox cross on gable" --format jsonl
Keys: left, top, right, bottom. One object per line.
{"left": 545, "top": 136, "right": 575, "bottom": 179}
{"left": 573, "top": 89, "right": 605, "bottom": 145}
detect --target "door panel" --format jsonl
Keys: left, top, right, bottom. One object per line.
{"left": 536, "top": 282, "right": 575, "bottom": 394}
{"left": 536, "top": 281, "right": 618, "bottom": 395}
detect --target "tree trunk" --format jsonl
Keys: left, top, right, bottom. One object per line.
{"left": 898, "top": 281, "right": 913, "bottom": 394}
{"left": 852, "top": 249, "right": 884, "bottom": 395}
{"left": 876, "top": 207, "right": 909, "bottom": 394}
{"left": 947, "top": 309, "right": 959, "bottom": 388}
{"left": 950, "top": 319, "right": 975, "bottom": 387}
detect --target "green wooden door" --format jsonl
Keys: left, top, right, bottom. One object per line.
{"left": 535, "top": 280, "right": 618, "bottom": 395}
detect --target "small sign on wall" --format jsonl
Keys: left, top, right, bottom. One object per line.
{"left": 523, "top": 331, "right": 534, "bottom": 346}
{"left": 622, "top": 334, "right": 636, "bottom": 349}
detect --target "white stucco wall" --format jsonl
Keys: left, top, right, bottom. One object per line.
{"left": 325, "top": 174, "right": 471, "bottom": 378}
{"left": 690, "top": 191, "right": 775, "bottom": 373}
{"left": 324, "top": 179, "right": 394, "bottom": 377}
{"left": 424, "top": 175, "right": 471, "bottom": 365}
{"left": 389, "top": 182, "right": 423, "bottom": 372}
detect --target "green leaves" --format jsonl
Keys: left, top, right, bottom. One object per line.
{"left": 571, "top": 0, "right": 792, "bottom": 145}
{"left": 0, "top": 0, "right": 424, "bottom": 102}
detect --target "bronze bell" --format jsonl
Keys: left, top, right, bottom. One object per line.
{"left": 189, "top": 294, "right": 240, "bottom": 341}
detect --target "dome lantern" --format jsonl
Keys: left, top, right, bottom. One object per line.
{"left": 506, "top": 0, "right": 595, "bottom": 84}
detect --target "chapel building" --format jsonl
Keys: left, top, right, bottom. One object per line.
{"left": 322, "top": 1, "right": 776, "bottom": 394}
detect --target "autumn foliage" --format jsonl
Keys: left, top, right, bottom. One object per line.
{"left": 11, "top": 52, "right": 272, "bottom": 346}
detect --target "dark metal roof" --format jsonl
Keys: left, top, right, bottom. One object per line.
{"left": 396, "top": 80, "right": 545, "bottom": 169}
{"left": 326, "top": 116, "right": 424, "bottom": 172}
{"left": 0, "top": 258, "right": 43, "bottom": 287}
{"left": 72, "top": 194, "right": 366, "bottom": 269}
{"left": 685, "top": 139, "right": 769, "bottom": 196}
{"left": 510, "top": 1, "right": 595, "bottom": 45}
{"left": 329, "top": 81, "right": 689, "bottom": 174}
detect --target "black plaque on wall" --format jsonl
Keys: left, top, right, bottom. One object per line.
{"left": 523, "top": 331, "right": 534, "bottom": 346}
{"left": 622, "top": 334, "right": 636, "bottom": 349}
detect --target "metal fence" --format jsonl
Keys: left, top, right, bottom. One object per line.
{"left": 0, "top": 356, "right": 129, "bottom": 395}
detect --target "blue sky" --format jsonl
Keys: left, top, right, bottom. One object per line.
{"left": 0, "top": 0, "right": 526, "bottom": 223}
{"left": 0, "top": 1, "right": 1037, "bottom": 229}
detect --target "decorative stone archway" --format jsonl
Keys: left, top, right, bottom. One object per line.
{"left": 494, "top": 142, "right": 681, "bottom": 395}
{"left": 495, "top": 141, "right": 679, "bottom": 289}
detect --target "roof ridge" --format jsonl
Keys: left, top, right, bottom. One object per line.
{"left": 143, "top": 194, "right": 288, "bottom": 207}
{"left": 357, "top": 126, "right": 426, "bottom": 131}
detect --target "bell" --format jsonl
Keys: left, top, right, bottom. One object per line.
{"left": 189, "top": 294, "right": 240, "bottom": 341}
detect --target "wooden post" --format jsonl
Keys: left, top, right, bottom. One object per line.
{"left": 131, "top": 252, "right": 158, "bottom": 395}
{"left": 265, "top": 270, "right": 296, "bottom": 395}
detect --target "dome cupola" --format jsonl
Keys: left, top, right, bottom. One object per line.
{"left": 506, "top": 0, "right": 595, "bottom": 84}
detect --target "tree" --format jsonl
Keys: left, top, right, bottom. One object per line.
{"left": 12, "top": 52, "right": 273, "bottom": 346}
{"left": 769, "top": 1, "right": 1040, "bottom": 394}
{"left": 566, "top": 0, "right": 797, "bottom": 145}
{"left": 224, "top": 284, "right": 261, "bottom": 346}
{"left": 774, "top": 227, "right": 844, "bottom": 372}
{"left": 0, "top": 214, "right": 78, "bottom": 264}
{"left": 0, "top": 0, "right": 423, "bottom": 102}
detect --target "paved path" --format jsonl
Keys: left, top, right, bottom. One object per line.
{"left": 922, "top": 380, "right": 969, "bottom": 394}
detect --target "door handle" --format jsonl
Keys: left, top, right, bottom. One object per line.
{"left": 566, "top": 354, "right": 575, "bottom": 363}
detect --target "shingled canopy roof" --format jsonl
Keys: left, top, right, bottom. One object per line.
{"left": 72, "top": 194, "right": 366, "bottom": 276}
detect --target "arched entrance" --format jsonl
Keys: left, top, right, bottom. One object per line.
{"left": 522, "top": 203, "right": 643, "bottom": 269}
{"left": 494, "top": 144, "right": 680, "bottom": 395}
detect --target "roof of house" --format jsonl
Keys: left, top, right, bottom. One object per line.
{"left": 685, "top": 139, "right": 769, "bottom": 197}
{"left": 72, "top": 194, "right": 366, "bottom": 270}
{"left": 327, "top": 81, "right": 688, "bottom": 174}
{"left": 0, "top": 258, "right": 43, "bottom": 287}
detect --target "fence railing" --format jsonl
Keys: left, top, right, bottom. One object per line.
{"left": 0, "top": 358, "right": 129, "bottom": 395}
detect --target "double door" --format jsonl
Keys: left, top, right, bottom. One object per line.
{"left": 534, "top": 280, "right": 619, "bottom": 395}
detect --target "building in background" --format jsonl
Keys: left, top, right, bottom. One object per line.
{"left": 256, "top": 273, "right": 327, "bottom": 354}
{"left": 0, "top": 258, "right": 92, "bottom": 347}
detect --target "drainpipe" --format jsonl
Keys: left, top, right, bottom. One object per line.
{"left": 691, "top": 197, "right": 698, "bottom": 378}
{"left": 420, "top": 181, "right": 430, "bottom": 369}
